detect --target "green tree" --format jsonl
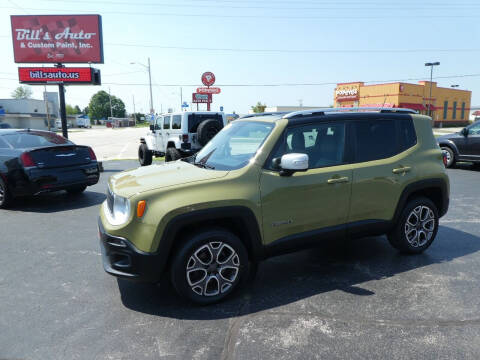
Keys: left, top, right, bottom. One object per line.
{"left": 11, "top": 86, "right": 33, "bottom": 99}
{"left": 133, "top": 112, "right": 146, "bottom": 122}
{"left": 251, "top": 102, "right": 267, "bottom": 113}
{"left": 66, "top": 104, "right": 77, "bottom": 115}
{"left": 88, "top": 90, "right": 126, "bottom": 120}
{"left": 74, "top": 105, "right": 81, "bottom": 114}
{"left": 82, "top": 106, "right": 89, "bottom": 115}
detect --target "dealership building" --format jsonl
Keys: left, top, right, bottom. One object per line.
{"left": 334, "top": 81, "right": 472, "bottom": 126}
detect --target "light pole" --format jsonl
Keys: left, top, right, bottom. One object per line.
{"left": 131, "top": 58, "right": 154, "bottom": 114}
{"left": 424, "top": 62, "right": 440, "bottom": 122}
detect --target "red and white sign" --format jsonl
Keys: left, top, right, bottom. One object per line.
{"left": 11, "top": 15, "right": 104, "bottom": 63}
{"left": 201, "top": 72, "right": 215, "bottom": 87}
{"left": 18, "top": 67, "right": 97, "bottom": 84}
{"left": 335, "top": 88, "right": 359, "bottom": 101}
{"left": 192, "top": 93, "right": 212, "bottom": 104}
{"left": 197, "top": 87, "right": 221, "bottom": 94}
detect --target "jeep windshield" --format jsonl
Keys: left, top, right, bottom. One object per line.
{"left": 192, "top": 121, "right": 274, "bottom": 171}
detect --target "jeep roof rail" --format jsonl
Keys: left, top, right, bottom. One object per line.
{"left": 283, "top": 107, "right": 417, "bottom": 119}
{"left": 240, "top": 112, "right": 289, "bottom": 119}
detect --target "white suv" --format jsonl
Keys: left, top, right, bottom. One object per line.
{"left": 138, "top": 111, "right": 226, "bottom": 165}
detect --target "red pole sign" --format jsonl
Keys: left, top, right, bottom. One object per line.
{"left": 10, "top": 15, "right": 104, "bottom": 63}
{"left": 18, "top": 67, "right": 100, "bottom": 84}
{"left": 201, "top": 72, "right": 215, "bottom": 87}
{"left": 197, "top": 87, "right": 221, "bottom": 94}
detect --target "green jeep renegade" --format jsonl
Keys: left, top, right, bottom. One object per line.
{"left": 99, "top": 108, "right": 449, "bottom": 304}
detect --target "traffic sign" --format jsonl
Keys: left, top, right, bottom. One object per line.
{"left": 201, "top": 72, "right": 215, "bottom": 86}
{"left": 181, "top": 101, "right": 189, "bottom": 108}
{"left": 197, "top": 87, "right": 221, "bottom": 94}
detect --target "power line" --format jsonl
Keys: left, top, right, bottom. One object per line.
{"left": 36, "top": 0, "right": 480, "bottom": 10}
{"left": 106, "top": 42, "right": 480, "bottom": 54}
{"left": 1, "top": 6, "right": 479, "bottom": 19}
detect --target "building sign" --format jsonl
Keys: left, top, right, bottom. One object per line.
{"left": 11, "top": 15, "right": 104, "bottom": 63}
{"left": 201, "top": 72, "right": 215, "bottom": 86}
{"left": 192, "top": 93, "right": 212, "bottom": 103}
{"left": 335, "top": 88, "right": 359, "bottom": 101}
{"left": 197, "top": 87, "right": 221, "bottom": 94}
{"left": 18, "top": 67, "right": 101, "bottom": 85}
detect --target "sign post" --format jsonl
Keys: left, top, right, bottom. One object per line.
{"left": 10, "top": 14, "right": 104, "bottom": 138}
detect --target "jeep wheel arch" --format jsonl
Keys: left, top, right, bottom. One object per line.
{"left": 156, "top": 207, "right": 265, "bottom": 271}
{"left": 393, "top": 179, "right": 449, "bottom": 222}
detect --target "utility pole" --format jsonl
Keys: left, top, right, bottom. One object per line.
{"left": 180, "top": 87, "right": 183, "bottom": 111}
{"left": 132, "top": 95, "right": 137, "bottom": 125}
{"left": 108, "top": 87, "right": 113, "bottom": 118}
{"left": 43, "top": 86, "right": 51, "bottom": 131}
{"left": 131, "top": 58, "right": 154, "bottom": 114}
{"left": 425, "top": 62, "right": 440, "bottom": 126}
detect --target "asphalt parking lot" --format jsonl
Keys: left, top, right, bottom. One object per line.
{"left": 1, "top": 161, "right": 480, "bottom": 360}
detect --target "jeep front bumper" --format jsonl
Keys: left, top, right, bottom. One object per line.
{"left": 98, "top": 218, "right": 166, "bottom": 283}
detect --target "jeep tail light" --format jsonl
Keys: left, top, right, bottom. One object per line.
{"left": 182, "top": 134, "right": 189, "bottom": 143}
{"left": 20, "top": 152, "right": 36, "bottom": 167}
{"left": 88, "top": 147, "right": 97, "bottom": 161}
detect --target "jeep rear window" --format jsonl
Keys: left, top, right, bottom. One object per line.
{"left": 172, "top": 115, "right": 181, "bottom": 129}
{"left": 188, "top": 114, "right": 223, "bottom": 133}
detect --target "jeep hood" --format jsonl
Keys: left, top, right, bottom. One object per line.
{"left": 109, "top": 161, "right": 228, "bottom": 198}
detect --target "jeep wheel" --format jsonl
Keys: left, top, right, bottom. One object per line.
{"left": 197, "top": 119, "right": 222, "bottom": 146}
{"left": 165, "top": 147, "right": 181, "bottom": 162}
{"left": 0, "top": 178, "right": 12, "bottom": 209}
{"left": 171, "top": 229, "right": 248, "bottom": 305}
{"left": 441, "top": 146, "right": 455, "bottom": 168}
{"left": 138, "top": 143, "right": 153, "bottom": 166}
{"left": 388, "top": 197, "right": 439, "bottom": 254}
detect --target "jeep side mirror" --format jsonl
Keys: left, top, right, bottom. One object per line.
{"left": 279, "top": 153, "right": 309, "bottom": 176}
{"left": 461, "top": 127, "right": 469, "bottom": 137}
{"left": 149, "top": 124, "right": 155, "bottom": 131}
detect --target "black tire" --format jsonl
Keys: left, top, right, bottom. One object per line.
{"left": 0, "top": 178, "right": 12, "bottom": 209}
{"left": 197, "top": 119, "right": 222, "bottom": 146}
{"left": 441, "top": 146, "right": 455, "bottom": 168}
{"left": 66, "top": 185, "right": 87, "bottom": 195}
{"left": 165, "top": 147, "right": 181, "bottom": 162}
{"left": 170, "top": 228, "right": 249, "bottom": 305}
{"left": 387, "top": 197, "right": 439, "bottom": 254}
{"left": 138, "top": 143, "right": 153, "bottom": 166}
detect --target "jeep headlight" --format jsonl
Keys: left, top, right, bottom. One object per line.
{"left": 105, "top": 188, "right": 131, "bottom": 226}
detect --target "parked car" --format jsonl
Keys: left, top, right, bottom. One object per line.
{"left": 76, "top": 115, "right": 91, "bottom": 128}
{"left": 99, "top": 108, "right": 449, "bottom": 304}
{"left": 138, "top": 111, "right": 226, "bottom": 164}
{"left": 0, "top": 123, "right": 12, "bottom": 129}
{"left": 438, "top": 121, "right": 480, "bottom": 167}
{"left": 0, "top": 129, "right": 99, "bottom": 208}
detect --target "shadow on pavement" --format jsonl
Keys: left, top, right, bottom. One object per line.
{"left": 6, "top": 190, "right": 106, "bottom": 213}
{"left": 453, "top": 162, "right": 480, "bottom": 172}
{"left": 118, "top": 225, "right": 480, "bottom": 320}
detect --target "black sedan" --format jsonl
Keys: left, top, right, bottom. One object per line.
{"left": 0, "top": 129, "right": 99, "bottom": 208}
{"left": 438, "top": 121, "right": 480, "bottom": 168}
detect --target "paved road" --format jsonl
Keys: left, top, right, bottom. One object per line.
{"left": 69, "top": 127, "right": 149, "bottom": 161}
{"left": 1, "top": 161, "right": 480, "bottom": 359}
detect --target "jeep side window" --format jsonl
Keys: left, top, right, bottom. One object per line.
{"left": 154, "top": 117, "right": 161, "bottom": 130}
{"left": 172, "top": 115, "right": 181, "bottom": 129}
{"left": 163, "top": 116, "right": 171, "bottom": 130}
{"left": 354, "top": 119, "right": 397, "bottom": 162}
{"left": 272, "top": 122, "right": 346, "bottom": 169}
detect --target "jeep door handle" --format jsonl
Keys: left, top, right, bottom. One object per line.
{"left": 327, "top": 176, "right": 349, "bottom": 184}
{"left": 392, "top": 166, "right": 411, "bottom": 174}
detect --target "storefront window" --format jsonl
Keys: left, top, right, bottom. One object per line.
{"left": 461, "top": 102, "right": 466, "bottom": 119}
{"left": 443, "top": 101, "right": 448, "bottom": 120}
{"left": 452, "top": 101, "right": 457, "bottom": 120}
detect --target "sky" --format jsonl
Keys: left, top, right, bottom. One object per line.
{"left": 1, "top": 0, "right": 479, "bottom": 115}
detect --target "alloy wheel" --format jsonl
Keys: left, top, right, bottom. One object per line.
{"left": 404, "top": 205, "right": 436, "bottom": 247}
{"left": 186, "top": 241, "right": 240, "bottom": 296}
{"left": 0, "top": 184, "right": 4, "bottom": 204}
